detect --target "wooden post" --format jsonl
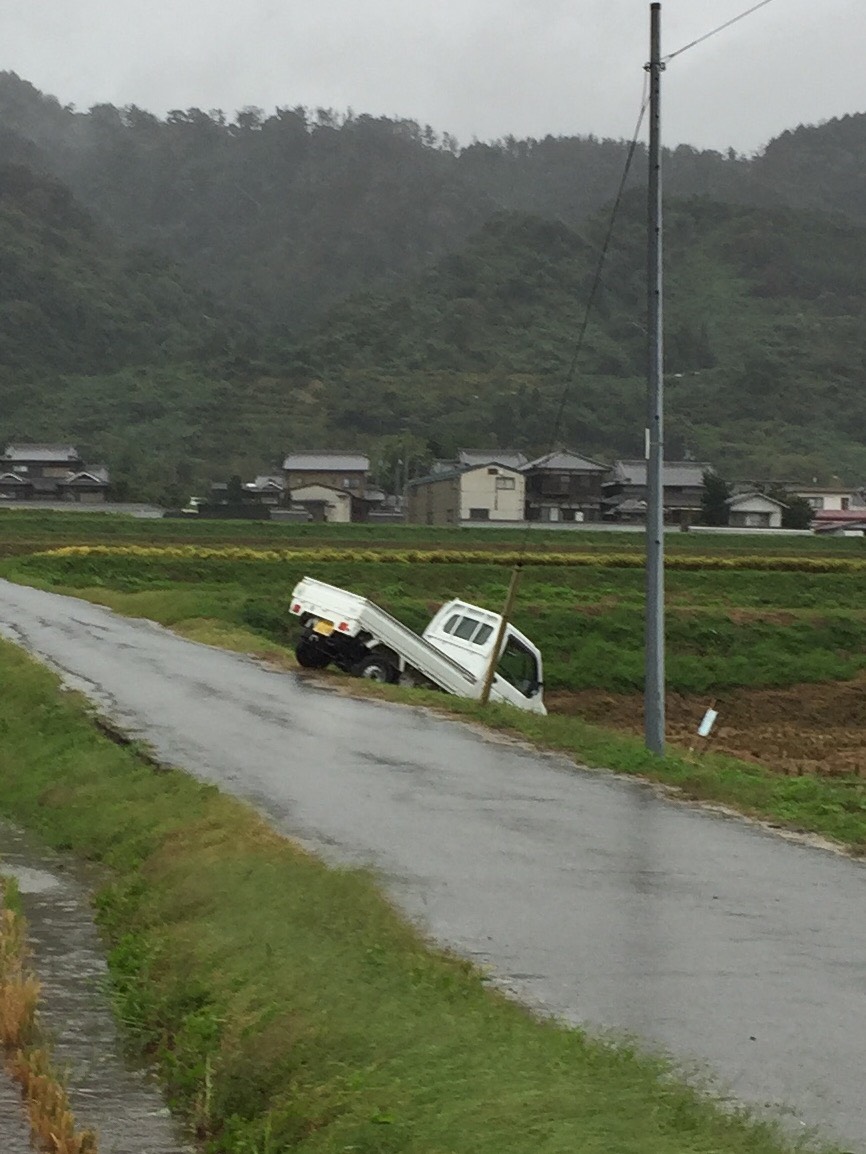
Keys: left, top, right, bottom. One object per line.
{"left": 480, "top": 565, "right": 522, "bottom": 707}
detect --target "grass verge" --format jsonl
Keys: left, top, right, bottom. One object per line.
{"left": 0, "top": 638, "right": 835, "bottom": 1153}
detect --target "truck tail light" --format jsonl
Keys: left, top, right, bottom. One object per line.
{"left": 291, "top": 603, "right": 301, "bottom": 613}
{"left": 338, "top": 621, "right": 349, "bottom": 631}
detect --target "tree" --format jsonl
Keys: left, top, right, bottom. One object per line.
{"left": 700, "top": 470, "right": 731, "bottom": 526}
{"left": 767, "top": 486, "right": 814, "bottom": 529}
{"left": 226, "top": 474, "right": 245, "bottom": 504}
{"left": 369, "top": 433, "right": 433, "bottom": 495}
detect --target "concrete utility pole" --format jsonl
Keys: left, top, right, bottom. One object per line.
{"left": 645, "top": 2, "right": 666, "bottom": 755}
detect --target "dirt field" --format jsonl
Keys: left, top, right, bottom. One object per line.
{"left": 548, "top": 677, "right": 866, "bottom": 778}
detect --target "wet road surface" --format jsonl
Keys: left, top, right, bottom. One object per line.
{"left": 2, "top": 580, "right": 865, "bottom": 1150}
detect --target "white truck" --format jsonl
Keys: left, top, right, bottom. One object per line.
{"left": 289, "top": 576, "right": 546, "bottom": 715}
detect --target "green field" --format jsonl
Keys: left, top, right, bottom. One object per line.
{"left": 10, "top": 522, "right": 866, "bottom": 696}
{"left": 2, "top": 507, "right": 866, "bottom": 554}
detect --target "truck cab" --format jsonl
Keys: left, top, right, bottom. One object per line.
{"left": 423, "top": 600, "right": 545, "bottom": 713}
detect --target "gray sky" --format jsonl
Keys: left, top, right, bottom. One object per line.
{"left": 3, "top": 1, "right": 863, "bottom": 155}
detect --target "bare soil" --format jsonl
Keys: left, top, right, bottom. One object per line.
{"left": 547, "top": 677, "right": 866, "bottom": 778}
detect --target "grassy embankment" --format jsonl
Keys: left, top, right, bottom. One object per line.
{"left": 4, "top": 516, "right": 866, "bottom": 851}
{"left": 0, "top": 638, "right": 839, "bottom": 1154}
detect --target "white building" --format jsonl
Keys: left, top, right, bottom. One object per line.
{"left": 289, "top": 483, "right": 353, "bottom": 523}
{"left": 792, "top": 485, "right": 857, "bottom": 512}
{"left": 726, "top": 492, "right": 785, "bottom": 529}
{"left": 406, "top": 462, "right": 525, "bottom": 525}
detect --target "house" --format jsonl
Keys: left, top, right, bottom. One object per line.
{"left": 406, "top": 462, "right": 525, "bottom": 525}
{"left": 0, "top": 444, "right": 109, "bottom": 503}
{"left": 282, "top": 451, "right": 369, "bottom": 497}
{"left": 0, "top": 472, "right": 34, "bottom": 500}
{"left": 522, "top": 450, "right": 607, "bottom": 523}
{"left": 810, "top": 507, "right": 866, "bottom": 532}
{"left": 603, "top": 460, "right": 712, "bottom": 524}
{"left": 790, "top": 484, "right": 858, "bottom": 513}
{"left": 814, "top": 519, "right": 866, "bottom": 537}
{"left": 427, "top": 450, "right": 528, "bottom": 478}
{"left": 282, "top": 451, "right": 372, "bottom": 522}
{"left": 458, "top": 449, "right": 529, "bottom": 471}
{"left": 243, "top": 475, "right": 285, "bottom": 506}
{"left": 726, "top": 492, "right": 786, "bottom": 529}
{"left": 288, "top": 483, "right": 353, "bottom": 523}
{"left": 60, "top": 468, "right": 110, "bottom": 502}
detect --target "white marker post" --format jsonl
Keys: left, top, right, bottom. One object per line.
{"left": 697, "top": 707, "right": 718, "bottom": 739}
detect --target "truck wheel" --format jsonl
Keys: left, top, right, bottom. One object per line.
{"left": 352, "top": 653, "right": 398, "bottom": 683}
{"left": 295, "top": 636, "right": 331, "bottom": 669}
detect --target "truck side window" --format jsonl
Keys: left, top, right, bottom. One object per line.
{"left": 496, "top": 637, "right": 540, "bottom": 698}
{"left": 442, "top": 614, "right": 460, "bottom": 634}
{"left": 472, "top": 624, "right": 494, "bottom": 645}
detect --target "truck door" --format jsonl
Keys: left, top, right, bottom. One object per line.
{"left": 495, "top": 634, "right": 543, "bottom": 707}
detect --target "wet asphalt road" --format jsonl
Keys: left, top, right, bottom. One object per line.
{"left": 2, "top": 580, "right": 865, "bottom": 1150}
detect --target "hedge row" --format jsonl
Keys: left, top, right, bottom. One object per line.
{"left": 33, "top": 544, "right": 866, "bottom": 573}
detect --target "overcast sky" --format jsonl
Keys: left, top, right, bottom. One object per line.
{"left": 2, "top": 1, "right": 862, "bottom": 155}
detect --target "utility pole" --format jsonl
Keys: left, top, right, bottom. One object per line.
{"left": 645, "top": 2, "right": 666, "bottom": 755}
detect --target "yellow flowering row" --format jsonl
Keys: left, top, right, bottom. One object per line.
{"left": 32, "top": 544, "right": 866, "bottom": 573}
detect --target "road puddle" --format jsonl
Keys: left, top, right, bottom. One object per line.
{"left": 0, "top": 821, "right": 189, "bottom": 1154}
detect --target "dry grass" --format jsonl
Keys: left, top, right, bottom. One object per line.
{"left": 0, "top": 882, "right": 98, "bottom": 1153}
{"left": 8, "top": 1049, "right": 97, "bottom": 1154}
{"left": 0, "top": 906, "right": 39, "bottom": 1051}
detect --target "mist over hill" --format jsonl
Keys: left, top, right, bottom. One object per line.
{"left": 1, "top": 70, "right": 865, "bottom": 494}
{"left": 3, "top": 70, "right": 866, "bottom": 330}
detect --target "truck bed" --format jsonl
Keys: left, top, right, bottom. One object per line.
{"left": 290, "top": 577, "right": 490, "bottom": 699}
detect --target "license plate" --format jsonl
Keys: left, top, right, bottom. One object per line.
{"left": 313, "top": 619, "right": 334, "bottom": 636}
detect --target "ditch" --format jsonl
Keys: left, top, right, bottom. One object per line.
{"left": 0, "top": 821, "right": 188, "bottom": 1154}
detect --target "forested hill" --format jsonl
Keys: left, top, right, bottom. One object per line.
{"left": 2, "top": 70, "right": 866, "bottom": 329}
{"left": 0, "top": 161, "right": 262, "bottom": 498}
{"left": 299, "top": 200, "right": 866, "bottom": 483}
{"left": 3, "top": 170, "right": 866, "bottom": 492}
{"left": 0, "top": 163, "right": 229, "bottom": 377}
{"left": 2, "top": 70, "right": 866, "bottom": 493}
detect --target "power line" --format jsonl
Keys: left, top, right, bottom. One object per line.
{"left": 509, "top": 79, "right": 649, "bottom": 567}
{"left": 481, "top": 83, "right": 651, "bottom": 706}
{"left": 545, "top": 84, "right": 650, "bottom": 469}
{"left": 664, "top": 0, "right": 778, "bottom": 63}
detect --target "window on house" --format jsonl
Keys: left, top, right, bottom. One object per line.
{"left": 842, "top": 497, "right": 850, "bottom": 510}
{"left": 469, "top": 507, "right": 490, "bottom": 520}
{"left": 496, "top": 477, "right": 516, "bottom": 490}
{"left": 806, "top": 496, "right": 824, "bottom": 510}
{"left": 487, "top": 467, "right": 499, "bottom": 475}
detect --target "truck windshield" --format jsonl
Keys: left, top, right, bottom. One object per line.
{"left": 496, "top": 636, "right": 540, "bottom": 698}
